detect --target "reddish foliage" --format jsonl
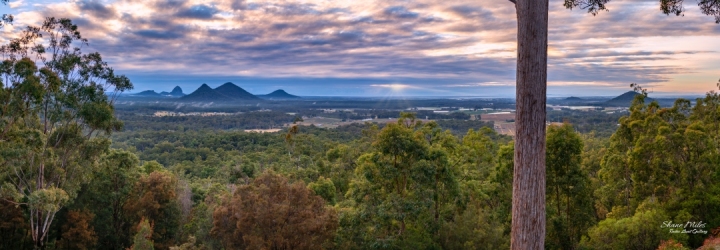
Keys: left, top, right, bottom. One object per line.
{"left": 699, "top": 227, "right": 720, "bottom": 250}
{"left": 57, "top": 210, "right": 98, "bottom": 250}
{"left": 212, "top": 171, "right": 338, "bottom": 250}
{"left": 657, "top": 239, "right": 687, "bottom": 250}
{"left": 124, "top": 171, "right": 180, "bottom": 250}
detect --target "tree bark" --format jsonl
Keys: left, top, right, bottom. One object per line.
{"left": 511, "top": 0, "right": 548, "bottom": 248}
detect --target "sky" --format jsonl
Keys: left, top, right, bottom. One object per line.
{"left": 1, "top": 0, "right": 720, "bottom": 97}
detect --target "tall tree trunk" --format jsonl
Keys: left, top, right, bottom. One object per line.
{"left": 511, "top": 0, "right": 548, "bottom": 248}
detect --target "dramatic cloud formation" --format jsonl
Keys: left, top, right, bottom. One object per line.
{"left": 2, "top": 0, "right": 719, "bottom": 96}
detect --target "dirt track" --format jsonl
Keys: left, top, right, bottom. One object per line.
{"left": 481, "top": 113, "right": 516, "bottom": 136}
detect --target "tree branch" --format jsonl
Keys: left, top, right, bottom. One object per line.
{"left": 508, "top": 0, "right": 517, "bottom": 4}
{"left": 0, "top": 197, "right": 26, "bottom": 206}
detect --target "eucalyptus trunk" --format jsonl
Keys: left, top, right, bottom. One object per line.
{"left": 511, "top": 0, "right": 548, "bottom": 249}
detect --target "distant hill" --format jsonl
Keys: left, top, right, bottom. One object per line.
{"left": 565, "top": 96, "right": 582, "bottom": 101}
{"left": 606, "top": 91, "right": 654, "bottom": 106}
{"left": 160, "top": 86, "right": 185, "bottom": 97}
{"left": 214, "top": 82, "right": 258, "bottom": 100}
{"left": 259, "top": 89, "right": 300, "bottom": 99}
{"left": 169, "top": 86, "right": 185, "bottom": 96}
{"left": 181, "top": 84, "right": 234, "bottom": 101}
{"left": 135, "top": 90, "right": 161, "bottom": 97}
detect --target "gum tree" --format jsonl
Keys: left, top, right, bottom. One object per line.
{"left": 1, "top": 0, "right": 12, "bottom": 28}
{"left": 0, "top": 17, "right": 132, "bottom": 248}
{"left": 505, "top": 0, "right": 720, "bottom": 248}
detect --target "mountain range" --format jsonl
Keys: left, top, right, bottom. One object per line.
{"left": 135, "top": 90, "right": 162, "bottom": 96}
{"left": 178, "top": 82, "right": 299, "bottom": 101}
{"left": 135, "top": 86, "right": 185, "bottom": 97}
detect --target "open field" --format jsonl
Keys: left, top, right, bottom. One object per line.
{"left": 480, "top": 112, "right": 516, "bottom": 136}
{"left": 296, "top": 117, "right": 415, "bottom": 128}
{"left": 244, "top": 129, "right": 283, "bottom": 133}
{"left": 494, "top": 122, "right": 516, "bottom": 136}
{"left": 481, "top": 112, "right": 515, "bottom": 122}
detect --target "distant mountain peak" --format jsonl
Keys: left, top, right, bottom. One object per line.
{"left": 181, "top": 82, "right": 259, "bottom": 102}
{"left": 613, "top": 91, "right": 644, "bottom": 100}
{"left": 261, "top": 89, "right": 300, "bottom": 99}
{"left": 214, "top": 82, "right": 258, "bottom": 100}
{"left": 606, "top": 91, "right": 653, "bottom": 107}
{"left": 181, "top": 83, "right": 231, "bottom": 101}
{"left": 170, "top": 86, "right": 184, "bottom": 96}
{"left": 135, "top": 90, "right": 161, "bottom": 96}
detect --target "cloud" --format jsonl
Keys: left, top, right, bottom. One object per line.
{"left": 3, "top": 0, "right": 717, "bottom": 96}
{"left": 8, "top": 0, "right": 24, "bottom": 8}
{"left": 78, "top": 0, "right": 118, "bottom": 18}
{"left": 134, "top": 29, "right": 185, "bottom": 39}
{"left": 384, "top": 6, "right": 419, "bottom": 19}
{"left": 176, "top": 4, "right": 219, "bottom": 19}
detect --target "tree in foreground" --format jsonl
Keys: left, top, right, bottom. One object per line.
{"left": 580, "top": 204, "right": 687, "bottom": 249}
{"left": 545, "top": 123, "right": 595, "bottom": 249}
{"left": 506, "top": 0, "right": 720, "bottom": 247}
{"left": 341, "top": 113, "right": 461, "bottom": 248}
{"left": 0, "top": 198, "right": 32, "bottom": 249}
{"left": 591, "top": 83, "right": 720, "bottom": 248}
{"left": 56, "top": 210, "right": 98, "bottom": 250}
{"left": 212, "top": 170, "right": 337, "bottom": 250}
{"left": 73, "top": 150, "right": 141, "bottom": 249}
{"left": 0, "top": 17, "right": 132, "bottom": 248}
{"left": 124, "top": 170, "right": 181, "bottom": 250}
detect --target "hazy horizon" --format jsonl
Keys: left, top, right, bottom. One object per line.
{"left": 127, "top": 80, "right": 708, "bottom": 98}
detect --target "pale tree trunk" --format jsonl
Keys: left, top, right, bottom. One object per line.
{"left": 31, "top": 209, "right": 56, "bottom": 249}
{"left": 511, "top": 0, "right": 548, "bottom": 248}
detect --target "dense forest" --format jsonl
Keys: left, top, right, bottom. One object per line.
{"left": 2, "top": 17, "right": 720, "bottom": 250}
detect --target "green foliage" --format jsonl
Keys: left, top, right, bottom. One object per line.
{"left": 27, "top": 187, "right": 70, "bottom": 213}
{"left": 169, "top": 236, "right": 204, "bottom": 250}
{"left": 18, "top": 85, "right": 718, "bottom": 249}
{"left": 179, "top": 181, "right": 226, "bottom": 250}
{"left": 437, "top": 203, "right": 507, "bottom": 249}
{"left": 580, "top": 205, "right": 686, "bottom": 250}
{"left": 0, "top": 17, "right": 132, "bottom": 247}
{"left": 309, "top": 176, "right": 337, "bottom": 205}
{"left": 131, "top": 218, "right": 155, "bottom": 250}
{"left": 143, "top": 161, "right": 165, "bottom": 174}
{"left": 596, "top": 88, "right": 720, "bottom": 247}
{"left": 341, "top": 114, "right": 463, "bottom": 248}
{"left": 547, "top": 109, "right": 626, "bottom": 138}
{"left": 119, "top": 110, "right": 295, "bottom": 131}
{"left": 72, "top": 149, "right": 141, "bottom": 249}
{"left": 545, "top": 123, "right": 595, "bottom": 249}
